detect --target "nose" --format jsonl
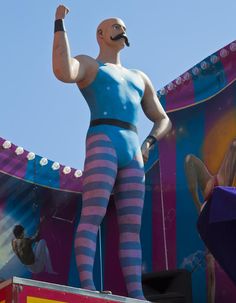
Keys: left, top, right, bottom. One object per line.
{"left": 120, "top": 28, "right": 126, "bottom": 36}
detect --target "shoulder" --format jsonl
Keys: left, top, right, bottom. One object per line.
{"left": 135, "top": 70, "right": 152, "bottom": 84}
{"left": 74, "top": 55, "right": 97, "bottom": 67}
{"left": 129, "top": 69, "right": 151, "bottom": 85}
{"left": 129, "top": 68, "right": 142, "bottom": 76}
{"left": 74, "top": 55, "right": 99, "bottom": 87}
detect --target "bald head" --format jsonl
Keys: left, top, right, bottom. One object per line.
{"left": 96, "top": 18, "right": 130, "bottom": 47}
{"left": 97, "top": 18, "right": 126, "bottom": 32}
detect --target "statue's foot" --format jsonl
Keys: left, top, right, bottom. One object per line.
{"left": 100, "top": 290, "right": 112, "bottom": 294}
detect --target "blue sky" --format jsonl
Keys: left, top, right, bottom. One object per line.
{"left": 1, "top": 0, "right": 236, "bottom": 169}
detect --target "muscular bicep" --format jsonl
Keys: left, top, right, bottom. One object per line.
{"left": 69, "top": 56, "right": 87, "bottom": 82}
{"left": 66, "top": 55, "right": 95, "bottom": 84}
{"left": 69, "top": 57, "right": 81, "bottom": 81}
{"left": 53, "top": 55, "right": 86, "bottom": 83}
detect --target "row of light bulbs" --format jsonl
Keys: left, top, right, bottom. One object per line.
{"left": 2, "top": 42, "right": 235, "bottom": 175}
{"left": 158, "top": 42, "right": 236, "bottom": 96}
{"left": 1, "top": 140, "right": 83, "bottom": 178}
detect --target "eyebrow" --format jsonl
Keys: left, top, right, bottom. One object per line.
{"left": 113, "top": 23, "right": 126, "bottom": 31}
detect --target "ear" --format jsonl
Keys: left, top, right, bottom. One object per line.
{"left": 97, "top": 29, "right": 103, "bottom": 37}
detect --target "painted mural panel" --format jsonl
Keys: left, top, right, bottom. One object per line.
{"left": 150, "top": 40, "right": 236, "bottom": 303}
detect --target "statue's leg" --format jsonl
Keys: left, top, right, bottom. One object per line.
{"left": 75, "top": 133, "right": 117, "bottom": 290}
{"left": 114, "top": 152, "right": 145, "bottom": 300}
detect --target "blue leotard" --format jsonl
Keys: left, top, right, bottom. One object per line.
{"left": 80, "top": 61, "right": 145, "bottom": 168}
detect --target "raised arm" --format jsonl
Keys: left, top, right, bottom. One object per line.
{"left": 140, "top": 72, "right": 172, "bottom": 162}
{"left": 52, "top": 5, "right": 86, "bottom": 83}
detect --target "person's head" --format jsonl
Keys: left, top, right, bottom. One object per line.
{"left": 13, "top": 225, "right": 24, "bottom": 239}
{"left": 96, "top": 18, "right": 130, "bottom": 51}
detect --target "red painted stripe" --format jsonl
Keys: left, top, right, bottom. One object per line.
{"left": 83, "top": 188, "right": 111, "bottom": 200}
{"left": 86, "top": 146, "right": 116, "bottom": 157}
{"left": 122, "top": 265, "right": 140, "bottom": 275}
{"left": 82, "top": 205, "right": 107, "bottom": 216}
{"left": 152, "top": 134, "right": 177, "bottom": 271}
{"left": 119, "top": 233, "right": 139, "bottom": 242}
{"left": 151, "top": 160, "right": 164, "bottom": 271}
{"left": 115, "top": 198, "right": 144, "bottom": 209}
{"left": 76, "top": 223, "right": 98, "bottom": 233}
{"left": 118, "top": 169, "right": 144, "bottom": 178}
{"left": 83, "top": 174, "right": 115, "bottom": 186}
{"left": 84, "top": 159, "right": 117, "bottom": 171}
{"left": 75, "top": 255, "right": 93, "bottom": 264}
{"left": 117, "top": 214, "right": 142, "bottom": 224}
{"left": 74, "top": 237, "right": 96, "bottom": 250}
{"left": 86, "top": 134, "right": 111, "bottom": 145}
{"left": 159, "top": 135, "right": 177, "bottom": 269}
{"left": 119, "top": 249, "right": 141, "bottom": 258}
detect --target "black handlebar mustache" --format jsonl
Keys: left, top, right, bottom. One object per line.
{"left": 110, "top": 33, "right": 130, "bottom": 47}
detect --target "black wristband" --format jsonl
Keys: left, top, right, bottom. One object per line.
{"left": 146, "top": 135, "right": 156, "bottom": 147}
{"left": 54, "top": 19, "right": 65, "bottom": 33}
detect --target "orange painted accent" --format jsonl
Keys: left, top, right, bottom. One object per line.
{"left": 27, "top": 297, "right": 66, "bottom": 303}
{"left": 204, "top": 109, "right": 236, "bottom": 174}
{"left": 0, "top": 300, "right": 6, "bottom": 303}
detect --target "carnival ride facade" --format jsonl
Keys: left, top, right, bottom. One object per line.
{"left": 0, "top": 41, "right": 236, "bottom": 303}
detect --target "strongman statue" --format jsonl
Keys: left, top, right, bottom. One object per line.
{"left": 52, "top": 5, "right": 171, "bottom": 300}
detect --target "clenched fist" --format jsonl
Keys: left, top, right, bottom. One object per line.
{"left": 141, "top": 140, "right": 151, "bottom": 163}
{"left": 141, "top": 135, "right": 156, "bottom": 163}
{"left": 55, "top": 5, "right": 70, "bottom": 20}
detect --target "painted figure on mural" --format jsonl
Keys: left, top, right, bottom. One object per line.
{"left": 12, "top": 219, "right": 56, "bottom": 274}
{"left": 52, "top": 4, "right": 171, "bottom": 300}
{"left": 184, "top": 138, "right": 236, "bottom": 303}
